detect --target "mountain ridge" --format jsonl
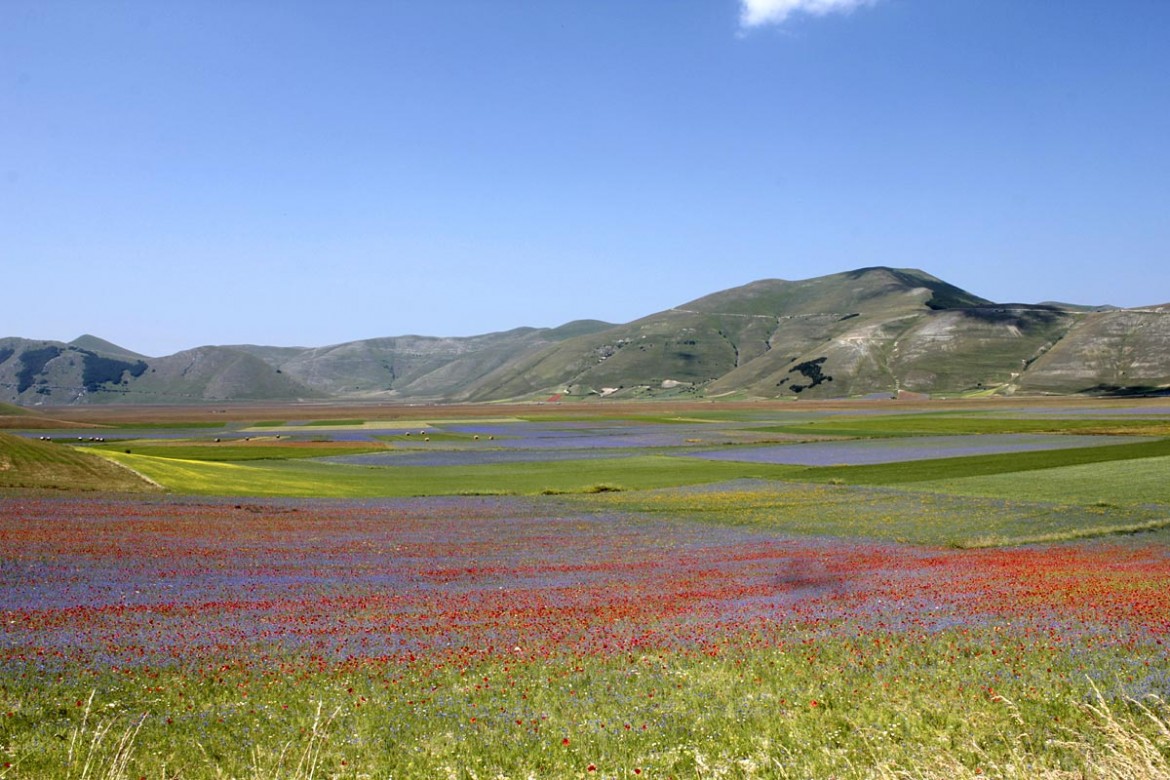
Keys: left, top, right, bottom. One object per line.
{"left": 3, "top": 267, "right": 1169, "bottom": 404}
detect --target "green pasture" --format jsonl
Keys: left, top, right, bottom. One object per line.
{"left": 914, "top": 453, "right": 1170, "bottom": 507}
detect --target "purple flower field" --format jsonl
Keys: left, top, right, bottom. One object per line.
{"left": 683, "top": 434, "right": 1148, "bottom": 466}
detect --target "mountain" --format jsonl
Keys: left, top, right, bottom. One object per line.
{"left": 68, "top": 334, "right": 150, "bottom": 361}
{"left": 2, "top": 268, "right": 1168, "bottom": 404}
{"left": 0, "top": 321, "right": 615, "bottom": 405}
{"left": 1011, "top": 305, "right": 1170, "bottom": 395}
{"left": 459, "top": 267, "right": 1003, "bottom": 401}
{"left": 230, "top": 320, "right": 613, "bottom": 400}
{"left": 0, "top": 339, "right": 322, "bottom": 404}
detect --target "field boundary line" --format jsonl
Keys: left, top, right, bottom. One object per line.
{"left": 92, "top": 452, "right": 165, "bottom": 490}
{"left": 960, "top": 517, "right": 1170, "bottom": 548}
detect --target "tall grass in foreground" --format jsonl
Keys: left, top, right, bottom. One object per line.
{"left": 874, "top": 686, "right": 1170, "bottom": 780}
{"left": 9, "top": 679, "right": 1170, "bottom": 779}
{"left": 61, "top": 692, "right": 143, "bottom": 780}
{"left": 5, "top": 629, "right": 1170, "bottom": 780}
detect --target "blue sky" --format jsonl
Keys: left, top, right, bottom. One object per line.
{"left": 3, "top": 0, "right": 1168, "bottom": 356}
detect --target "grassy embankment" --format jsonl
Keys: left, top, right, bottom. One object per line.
{"left": 0, "top": 432, "right": 155, "bottom": 492}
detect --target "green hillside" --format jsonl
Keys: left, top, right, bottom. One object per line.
{"left": 463, "top": 267, "right": 1001, "bottom": 401}
{"left": 124, "top": 347, "right": 324, "bottom": 403}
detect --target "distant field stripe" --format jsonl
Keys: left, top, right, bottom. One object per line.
{"left": 89, "top": 441, "right": 388, "bottom": 462}
{"left": 684, "top": 434, "right": 1145, "bottom": 466}
{"left": 796, "top": 437, "right": 1170, "bottom": 485}
{"left": 101, "top": 421, "right": 228, "bottom": 430}
{"left": 755, "top": 415, "right": 1170, "bottom": 438}
{"left": 959, "top": 517, "right": 1170, "bottom": 549}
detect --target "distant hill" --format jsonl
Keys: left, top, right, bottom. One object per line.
{"left": 69, "top": 334, "right": 150, "bottom": 361}
{"left": 0, "top": 338, "right": 323, "bottom": 404}
{"left": 2, "top": 267, "right": 1168, "bottom": 404}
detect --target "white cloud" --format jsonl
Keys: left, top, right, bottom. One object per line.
{"left": 740, "top": 0, "right": 879, "bottom": 28}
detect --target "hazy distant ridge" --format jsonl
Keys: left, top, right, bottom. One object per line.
{"left": 3, "top": 268, "right": 1168, "bottom": 404}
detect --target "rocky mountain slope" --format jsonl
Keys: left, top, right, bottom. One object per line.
{"left": 3, "top": 268, "right": 1168, "bottom": 404}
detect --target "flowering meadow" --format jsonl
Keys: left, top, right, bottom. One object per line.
{"left": 4, "top": 491, "right": 1170, "bottom": 778}
{"left": 5, "top": 400, "right": 1170, "bottom": 777}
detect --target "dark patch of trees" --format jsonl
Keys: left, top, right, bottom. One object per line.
{"left": 1082, "top": 384, "right": 1170, "bottom": 398}
{"left": 785, "top": 357, "right": 833, "bottom": 394}
{"left": 81, "top": 352, "right": 148, "bottom": 392}
{"left": 0, "top": 347, "right": 14, "bottom": 366}
{"left": 17, "top": 346, "right": 63, "bottom": 393}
